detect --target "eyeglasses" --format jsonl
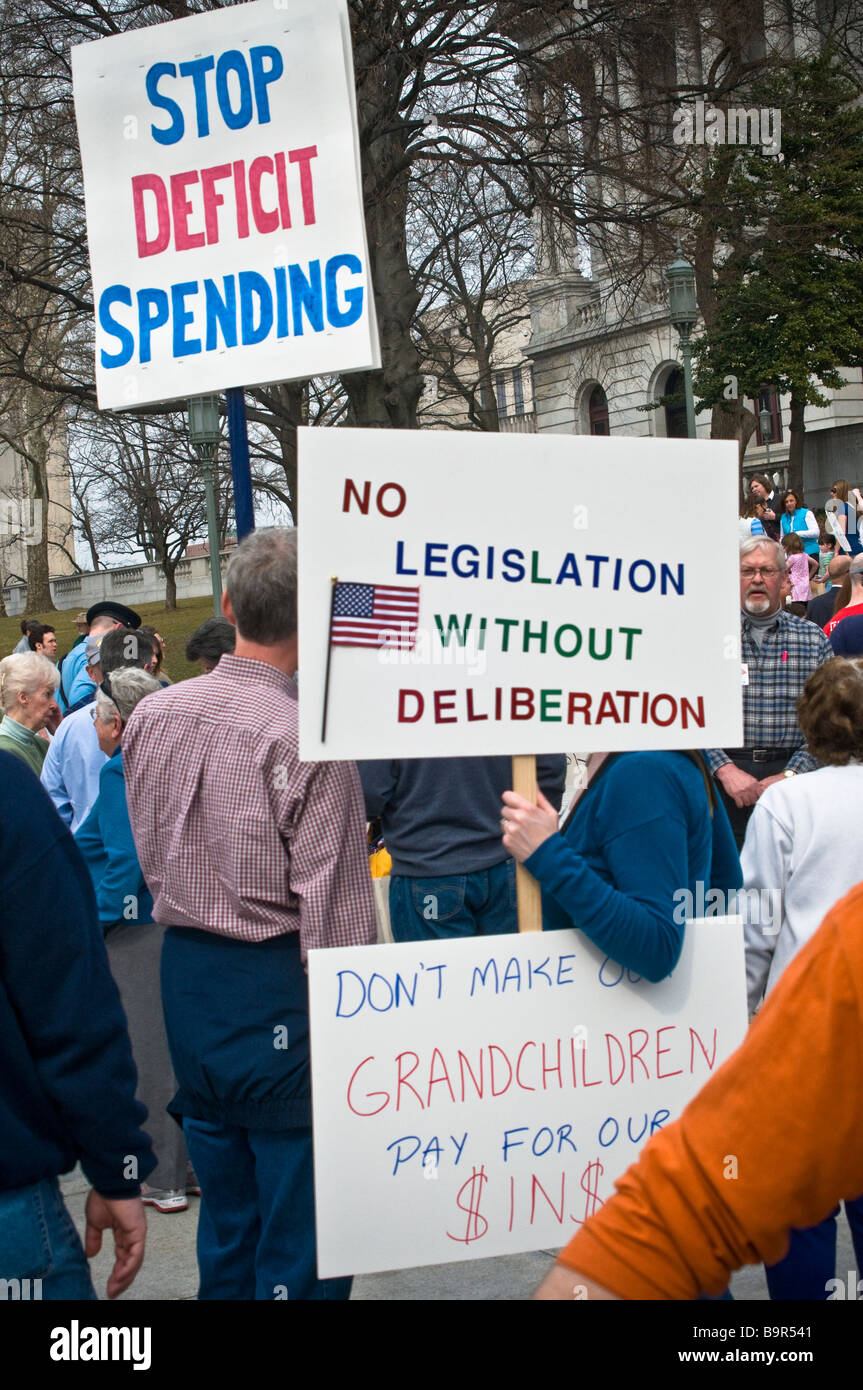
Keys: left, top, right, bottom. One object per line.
{"left": 741, "top": 566, "right": 780, "bottom": 579}
{"left": 830, "top": 488, "right": 838, "bottom": 494}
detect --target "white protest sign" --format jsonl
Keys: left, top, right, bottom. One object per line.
{"left": 297, "top": 428, "right": 743, "bottom": 759}
{"left": 72, "top": 0, "right": 379, "bottom": 410}
{"left": 309, "top": 920, "right": 747, "bottom": 1277}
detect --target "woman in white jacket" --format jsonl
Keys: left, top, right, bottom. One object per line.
{"left": 742, "top": 657, "right": 863, "bottom": 1300}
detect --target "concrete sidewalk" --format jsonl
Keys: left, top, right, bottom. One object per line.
{"left": 61, "top": 1168, "right": 856, "bottom": 1301}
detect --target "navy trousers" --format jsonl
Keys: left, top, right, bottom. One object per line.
{"left": 161, "top": 927, "right": 349, "bottom": 1301}
{"left": 183, "top": 1119, "right": 350, "bottom": 1301}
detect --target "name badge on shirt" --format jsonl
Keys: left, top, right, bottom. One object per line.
{"left": 741, "top": 662, "right": 749, "bottom": 686}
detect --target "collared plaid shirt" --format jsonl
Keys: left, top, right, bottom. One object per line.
{"left": 122, "top": 655, "right": 376, "bottom": 959}
{"left": 705, "top": 611, "right": 833, "bottom": 776}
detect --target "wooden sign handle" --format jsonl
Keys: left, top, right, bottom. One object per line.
{"left": 512, "top": 753, "right": 543, "bottom": 933}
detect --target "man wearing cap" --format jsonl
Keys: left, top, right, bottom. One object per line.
{"left": 42, "top": 629, "right": 155, "bottom": 832}
{"left": 60, "top": 602, "right": 141, "bottom": 710}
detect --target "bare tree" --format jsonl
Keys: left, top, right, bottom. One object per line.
{"left": 411, "top": 157, "right": 534, "bottom": 429}
{"left": 68, "top": 408, "right": 228, "bottom": 608}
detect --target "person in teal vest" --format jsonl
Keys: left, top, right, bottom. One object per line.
{"left": 0, "top": 652, "right": 61, "bottom": 775}
{"left": 780, "top": 489, "right": 820, "bottom": 561}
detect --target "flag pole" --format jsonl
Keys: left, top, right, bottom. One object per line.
{"left": 321, "top": 575, "right": 338, "bottom": 743}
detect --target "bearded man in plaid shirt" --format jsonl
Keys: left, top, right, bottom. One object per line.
{"left": 123, "top": 528, "right": 376, "bottom": 1300}
{"left": 705, "top": 537, "right": 833, "bottom": 848}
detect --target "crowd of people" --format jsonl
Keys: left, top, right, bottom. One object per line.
{"left": 1, "top": 484, "right": 862, "bottom": 1303}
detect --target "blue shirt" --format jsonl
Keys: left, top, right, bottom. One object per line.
{"left": 524, "top": 752, "right": 741, "bottom": 982}
{"left": 40, "top": 704, "right": 107, "bottom": 831}
{"left": 75, "top": 747, "right": 154, "bottom": 927}
{"left": 60, "top": 642, "right": 94, "bottom": 708}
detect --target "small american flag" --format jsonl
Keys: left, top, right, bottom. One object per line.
{"left": 330, "top": 581, "right": 420, "bottom": 649}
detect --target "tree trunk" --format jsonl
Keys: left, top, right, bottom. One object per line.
{"left": 711, "top": 400, "right": 757, "bottom": 492}
{"left": 81, "top": 512, "right": 101, "bottom": 571}
{"left": 275, "top": 381, "right": 304, "bottom": 521}
{"left": 787, "top": 393, "right": 806, "bottom": 496}
{"left": 343, "top": 19, "right": 422, "bottom": 430}
{"left": 163, "top": 562, "right": 178, "bottom": 611}
{"left": 24, "top": 445, "right": 55, "bottom": 610}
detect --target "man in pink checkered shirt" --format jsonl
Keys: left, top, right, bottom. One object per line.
{"left": 123, "top": 527, "right": 376, "bottom": 1301}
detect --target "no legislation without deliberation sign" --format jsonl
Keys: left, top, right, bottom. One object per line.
{"left": 72, "top": 0, "right": 379, "bottom": 410}
{"left": 298, "top": 428, "right": 745, "bottom": 760}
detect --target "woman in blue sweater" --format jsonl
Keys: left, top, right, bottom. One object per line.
{"left": 501, "top": 751, "right": 742, "bottom": 982}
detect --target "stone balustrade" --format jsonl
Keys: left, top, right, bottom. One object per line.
{"left": 4, "top": 552, "right": 230, "bottom": 617}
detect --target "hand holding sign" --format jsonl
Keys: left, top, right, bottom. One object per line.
{"left": 500, "top": 788, "right": 558, "bottom": 862}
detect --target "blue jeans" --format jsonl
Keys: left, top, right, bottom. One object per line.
{"left": 765, "top": 1196, "right": 863, "bottom": 1300}
{"left": 183, "top": 1118, "right": 351, "bottom": 1302}
{"left": 389, "top": 860, "right": 518, "bottom": 941}
{"left": 0, "top": 1177, "right": 96, "bottom": 1300}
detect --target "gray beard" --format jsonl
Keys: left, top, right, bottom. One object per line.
{"left": 743, "top": 601, "right": 780, "bottom": 622}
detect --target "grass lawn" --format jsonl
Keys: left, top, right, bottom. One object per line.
{"left": 1, "top": 595, "right": 221, "bottom": 684}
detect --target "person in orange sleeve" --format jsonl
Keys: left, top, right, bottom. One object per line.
{"left": 532, "top": 880, "right": 863, "bottom": 1301}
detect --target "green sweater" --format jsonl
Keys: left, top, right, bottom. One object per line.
{"left": 0, "top": 716, "right": 49, "bottom": 776}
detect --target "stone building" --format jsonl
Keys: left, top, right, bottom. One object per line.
{"left": 510, "top": 1, "right": 863, "bottom": 500}
{"left": 0, "top": 427, "right": 75, "bottom": 611}
{"left": 418, "top": 284, "right": 538, "bottom": 435}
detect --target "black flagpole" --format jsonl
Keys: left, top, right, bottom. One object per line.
{"left": 321, "top": 575, "right": 338, "bottom": 743}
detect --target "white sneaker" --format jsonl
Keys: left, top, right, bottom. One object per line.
{"left": 141, "top": 1186, "right": 188, "bottom": 1214}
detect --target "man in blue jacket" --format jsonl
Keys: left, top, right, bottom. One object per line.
{"left": 59, "top": 600, "right": 141, "bottom": 709}
{"left": 0, "top": 752, "right": 156, "bottom": 1299}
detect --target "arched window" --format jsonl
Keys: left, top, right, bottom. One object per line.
{"left": 663, "top": 368, "right": 688, "bottom": 438}
{"left": 588, "top": 384, "right": 610, "bottom": 435}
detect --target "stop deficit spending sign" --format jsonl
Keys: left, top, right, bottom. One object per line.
{"left": 297, "top": 428, "right": 744, "bottom": 759}
{"left": 72, "top": 0, "right": 379, "bottom": 409}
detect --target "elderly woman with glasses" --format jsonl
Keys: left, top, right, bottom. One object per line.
{"left": 0, "top": 653, "right": 61, "bottom": 774}
{"left": 74, "top": 668, "right": 194, "bottom": 1216}
{"left": 742, "top": 657, "right": 863, "bottom": 1299}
